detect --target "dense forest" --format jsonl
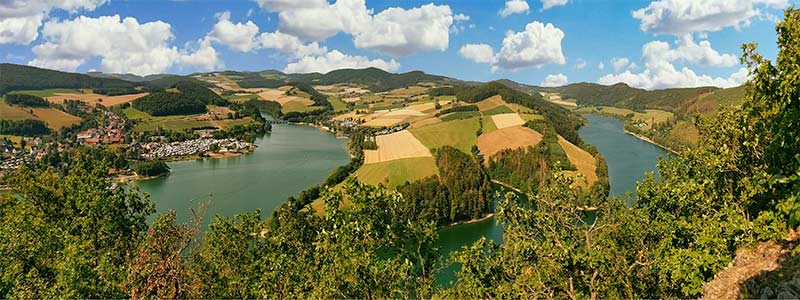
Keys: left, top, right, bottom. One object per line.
{"left": 132, "top": 92, "right": 207, "bottom": 116}
{"left": 397, "top": 146, "right": 492, "bottom": 225}
{"left": 5, "top": 94, "right": 49, "bottom": 107}
{"left": 0, "top": 119, "right": 50, "bottom": 136}
{"left": 132, "top": 160, "right": 170, "bottom": 177}
{"left": 173, "top": 81, "right": 228, "bottom": 106}
{"left": 0, "top": 63, "right": 135, "bottom": 94}
{"left": 0, "top": 9, "right": 798, "bottom": 299}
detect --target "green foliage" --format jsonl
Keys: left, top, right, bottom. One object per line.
{"left": 0, "top": 63, "right": 135, "bottom": 94}
{"left": 146, "top": 75, "right": 210, "bottom": 90}
{"left": 5, "top": 94, "right": 49, "bottom": 107}
{"left": 289, "top": 68, "right": 446, "bottom": 92}
{"left": 174, "top": 81, "right": 228, "bottom": 106}
{"left": 132, "top": 160, "right": 170, "bottom": 177}
{"left": 434, "top": 104, "right": 479, "bottom": 117}
{"left": 0, "top": 119, "right": 50, "bottom": 136}
{"left": 132, "top": 92, "right": 207, "bottom": 116}
{"left": 524, "top": 120, "right": 575, "bottom": 170}
{"left": 288, "top": 82, "right": 330, "bottom": 108}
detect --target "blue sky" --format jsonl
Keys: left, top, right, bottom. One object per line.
{"left": 0, "top": 0, "right": 792, "bottom": 89}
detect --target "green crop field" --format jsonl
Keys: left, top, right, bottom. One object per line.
{"left": 329, "top": 97, "right": 348, "bottom": 112}
{"left": 124, "top": 107, "right": 213, "bottom": 132}
{"left": 281, "top": 101, "right": 323, "bottom": 114}
{"left": 481, "top": 116, "right": 498, "bottom": 134}
{"left": 356, "top": 157, "right": 439, "bottom": 189}
{"left": 410, "top": 117, "right": 480, "bottom": 154}
{"left": 440, "top": 111, "right": 481, "bottom": 121}
{"left": 482, "top": 105, "right": 514, "bottom": 116}
{"left": 9, "top": 89, "right": 79, "bottom": 97}
{"left": 217, "top": 117, "right": 256, "bottom": 129}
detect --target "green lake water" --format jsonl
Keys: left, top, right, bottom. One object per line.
{"left": 135, "top": 123, "right": 350, "bottom": 227}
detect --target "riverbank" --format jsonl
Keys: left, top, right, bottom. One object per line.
{"left": 623, "top": 129, "right": 680, "bottom": 155}
{"left": 448, "top": 213, "right": 495, "bottom": 227}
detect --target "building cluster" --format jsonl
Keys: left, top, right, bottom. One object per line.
{"left": 78, "top": 110, "right": 126, "bottom": 145}
{"left": 374, "top": 123, "right": 409, "bottom": 136}
{"left": 140, "top": 138, "right": 254, "bottom": 159}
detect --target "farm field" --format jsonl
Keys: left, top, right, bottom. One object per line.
{"left": 491, "top": 113, "right": 525, "bottom": 129}
{"left": 481, "top": 116, "right": 498, "bottom": 134}
{"left": 544, "top": 93, "right": 577, "bottom": 107}
{"left": 477, "top": 126, "right": 543, "bottom": 162}
{"left": 0, "top": 102, "right": 36, "bottom": 120}
{"left": 557, "top": 136, "right": 598, "bottom": 185}
{"left": 355, "top": 156, "right": 439, "bottom": 188}
{"left": 482, "top": 105, "right": 514, "bottom": 116}
{"left": 123, "top": 107, "right": 213, "bottom": 132}
{"left": 44, "top": 92, "right": 148, "bottom": 107}
{"left": 329, "top": 97, "right": 348, "bottom": 112}
{"left": 440, "top": 111, "right": 481, "bottom": 121}
{"left": 409, "top": 116, "right": 442, "bottom": 129}
{"left": 363, "top": 130, "right": 432, "bottom": 164}
{"left": 9, "top": 89, "right": 79, "bottom": 97}
{"left": 217, "top": 117, "right": 257, "bottom": 129}
{"left": 31, "top": 108, "right": 81, "bottom": 129}
{"left": 476, "top": 95, "right": 506, "bottom": 111}
{"left": 281, "top": 101, "right": 322, "bottom": 114}
{"left": 667, "top": 120, "right": 700, "bottom": 148}
{"left": 410, "top": 117, "right": 480, "bottom": 154}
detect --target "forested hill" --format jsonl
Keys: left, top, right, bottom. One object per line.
{"left": 195, "top": 67, "right": 458, "bottom": 92}
{"left": 497, "top": 79, "right": 745, "bottom": 116}
{"left": 85, "top": 72, "right": 172, "bottom": 83}
{"left": 0, "top": 63, "right": 135, "bottom": 94}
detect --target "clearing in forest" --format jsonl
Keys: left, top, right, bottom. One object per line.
{"left": 477, "top": 126, "right": 543, "bottom": 162}
{"left": 45, "top": 92, "right": 149, "bottom": 107}
{"left": 356, "top": 156, "right": 439, "bottom": 188}
{"left": 491, "top": 113, "right": 525, "bottom": 129}
{"left": 557, "top": 136, "right": 597, "bottom": 185}
{"left": 363, "top": 130, "right": 432, "bottom": 164}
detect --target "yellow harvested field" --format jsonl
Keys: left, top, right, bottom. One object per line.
{"left": 363, "top": 130, "right": 432, "bottom": 164}
{"left": 362, "top": 117, "right": 407, "bottom": 128}
{"left": 342, "top": 97, "right": 361, "bottom": 103}
{"left": 406, "top": 102, "right": 438, "bottom": 113}
{"left": 520, "top": 114, "right": 545, "bottom": 122}
{"left": 386, "top": 86, "right": 427, "bottom": 97}
{"left": 477, "top": 126, "right": 542, "bottom": 162}
{"left": 31, "top": 108, "right": 81, "bottom": 129}
{"left": 410, "top": 117, "right": 442, "bottom": 129}
{"left": 0, "top": 102, "right": 36, "bottom": 120}
{"left": 491, "top": 113, "right": 525, "bottom": 129}
{"left": 46, "top": 92, "right": 148, "bottom": 107}
{"left": 507, "top": 103, "right": 535, "bottom": 113}
{"left": 557, "top": 136, "right": 597, "bottom": 185}
{"left": 256, "top": 88, "right": 284, "bottom": 100}
{"left": 383, "top": 108, "right": 426, "bottom": 117}
{"left": 476, "top": 95, "right": 506, "bottom": 111}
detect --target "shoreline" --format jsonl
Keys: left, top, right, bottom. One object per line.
{"left": 447, "top": 213, "right": 495, "bottom": 227}
{"left": 622, "top": 129, "right": 680, "bottom": 155}
{"left": 113, "top": 147, "right": 257, "bottom": 183}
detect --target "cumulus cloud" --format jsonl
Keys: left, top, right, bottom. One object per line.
{"left": 0, "top": 0, "right": 107, "bottom": 44}
{"left": 494, "top": 22, "right": 566, "bottom": 70}
{"left": 207, "top": 11, "right": 260, "bottom": 52}
{"left": 257, "top": 32, "right": 327, "bottom": 58}
{"left": 253, "top": 0, "right": 454, "bottom": 57}
{"left": 353, "top": 4, "right": 453, "bottom": 56}
{"left": 575, "top": 58, "right": 587, "bottom": 69}
{"left": 541, "top": 73, "right": 568, "bottom": 87}
{"left": 611, "top": 57, "right": 633, "bottom": 71}
{"left": 598, "top": 37, "right": 747, "bottom": 89}
{"left": 458, "top": 44, "right": 496, "bottom": 64}
{"left": 284, "top": 50, "right": 399, "bottom": 74}
{"left": 499, "top": 0, "right": 530, "bottom": 17}
{"left": 633, "top": 0, "right": 788, "bottom": 35}
{"left": 28, "top": 15, "right": 221, "bottom": 75}
{"left": 541, "top": 0, "right": 569, "bottom": 10}
{"left": 460, "top": 22, "right": 565, "bottom": 71}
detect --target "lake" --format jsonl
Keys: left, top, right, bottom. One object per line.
{"left": 135, "top": 123, "right": 350, "bottom": 227}
{"left": 432, "top": 114, "right": 669, "bottom": 285}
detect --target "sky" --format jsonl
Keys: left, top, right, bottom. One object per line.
{"left": 0, "top": 0, "right": 793, "bottom": 89}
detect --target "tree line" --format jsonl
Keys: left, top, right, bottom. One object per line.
{"left": 5, "top": 94, "right": 49, "bottom": 107}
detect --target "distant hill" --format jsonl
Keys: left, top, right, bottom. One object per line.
{"left": 0, "top": 63, "right": 135, "bottom": 94}
{"left": 86, "top": 72, "right": 172, "bottom": 83}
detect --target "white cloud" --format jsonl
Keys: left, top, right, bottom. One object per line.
{"left": 633, "top": 0, "right": 788, "bottom": 35}
{"left": 494, "top": 21, "right": 566, "bottom": 70}
{"left": 354, "top": 4, "right": 453, "bottom": 56}
{"left": 253, "top": 0, "right": 454, "bottom": 57}
{"left": 598, "top": 37, "right": 747, "bottom": 89}
{"left": 598, "top": 62, "right": 605, "bottom": 70}
{"left": 459, "top": 44, "right": 496, "bottom": 64}
{"left": 257, "top": 31, "right": 327, "bottom": 58}
{"left": 28, "top": 15, "right": 221, "bottom": 75}
{"left": 0, "top": 0, "right": 108, "bottom": 44}
{"left": 541, "top": 73, "right": 568, "bottom": 87}
{"left": 284, "top": 50, "right": 399, "bottom": 74}
{"left": 207, "top": 11, "right": 260, "bottom": 52}
{"left": 499, "top": 0, "right": 530, "bottom": 17}
{"left": 611, "top": 57, "right": 632, "bottom": 71}
{"left": 541, "top": 0, "right": 569, "bottom": 10}
{"left": 575, "top": 58, "right": 587, "bottom": 69}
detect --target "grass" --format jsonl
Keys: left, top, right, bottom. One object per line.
{"left": 329, "top": 97, "right": 348, "bottom": 112}
{"left": 482, "top": 105, "right": 514, "bottom": 116}
{"left": 32, "top": 108, "right": 81, "bottom": 129}
{"left": 410, "top": 117, "right": 480, "bottom": 154}
{"left": 356, "top": 157, "right": 439, "bottom": 189}
{"left": 124, "top": 107, "right": 213, "bottom": 132}
{"left": 217, "top": 117, "right": 256, "bottom": 129}
{"left": 440, "top": 111, "right": 481, "bottom": 122}
{"left": 0, "top": 102, "right": 36, "bottom": 120}
{"left": 9, "top": 89, "right": 78, "bottom": 97}
{"left": 519, "top": 113, "right": 545, "bottom": 122}
{"left": 371, "top": 101, "right": 406, "bottom": 110}
{"left": 281, "top": 101, "right": 323, "bottom": 114}
{"left": 0, "top": 135, "right": 23, "bottom": 147}
{"left": 223, "top": 93, "right": 259, "bottom": 102}
{"left": 667, "top": 120, "right": 699, "bottom": 148}
{"left": 481, "top": 116, "right": 498, "bottom": 134}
